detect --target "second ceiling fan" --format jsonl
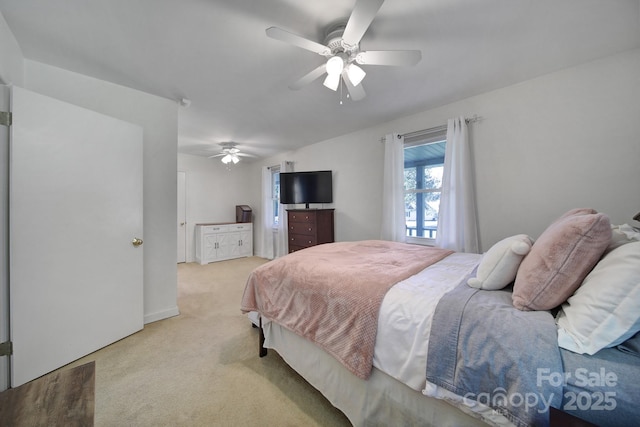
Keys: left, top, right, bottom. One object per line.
{"left": 266, "top": 0, "right": 421, "bottom": 101}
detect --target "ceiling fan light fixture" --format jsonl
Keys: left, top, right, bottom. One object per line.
{"left": 346, "top": 63, "right": 366, "bottom": 86}
{"left": 215, "top": 142, "right": 245, "bottom": 164}
{"left": 323, "top": 73, "right": 341, "bottom": 91}
{"left": 325, "top": 55, "right": 345, "bottom": 75}
{"left": 221, "top": 153, "right": 240, "bottom": 164}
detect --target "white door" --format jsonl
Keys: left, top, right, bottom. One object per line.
{"left": 9, "top": 86, "right": 144, "bottom": 387}
{"left": 0, "top": 85, "right": 10, "bottom": 392}
{"left": 177, "top": 171, "right": 186, "bottom": 263}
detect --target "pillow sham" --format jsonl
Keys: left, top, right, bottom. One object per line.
{"left": 512, "top": 209, "right": 611, "bottom": 311}
{"left": 467, "top": 234, "right": 533, "bottom": 290}
{"left": 556, "top": 241, "right": 640, "bottom": 354}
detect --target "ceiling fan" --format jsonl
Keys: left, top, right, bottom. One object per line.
{"left": 266, "top": 0, "right": 421, "bottom": 101}
{"left": 209, "top": 142, "right": 252, "bottom": 164}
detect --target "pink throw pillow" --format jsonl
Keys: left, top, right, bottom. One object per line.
{"left": 512, "top": 209, "right": 611, "bottom": 311}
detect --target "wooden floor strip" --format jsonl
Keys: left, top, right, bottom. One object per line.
{"left": 0, "top": 361, "right": 95, "bottom": 427}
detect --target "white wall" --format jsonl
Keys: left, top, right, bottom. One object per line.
{"left": 0, "top": 11, "right": 23, "bottom": 86}
{"left": 24, "top": 60, "right": 180, "bottom": 324}
{"left": 178, "top": 154, "right": 257, "bottom": 262}
{"left": 251, "top": 48, "right": 640, "bottom": 253}
{"left": 261, "top": 127, "right": 385, "bottom": 245}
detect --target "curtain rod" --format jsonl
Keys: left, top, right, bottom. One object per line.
{"left": 404, "top": 114, "right": 482, "bottom": 136}
{"left": 380, "top": 114, "right": 483, "bottom": 143}
{"left": 466, "top": 114, "right": 482, "bottom": 124}
{"left": 402, "top": 125, "right": 447, "bottom": 141}
{"left": 268, "top": 161, "right": 293, "bottom": 170}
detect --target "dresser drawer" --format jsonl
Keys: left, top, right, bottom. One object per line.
{"left": 289, "top": 222, "right": 316, "bottom": 236}
{"left": 288, "top": 211, "right": 317, "bottom": 223}
{"left": 230, "top": 223, "right": 252, "bottom": 232}
{"left": 289, "top": 233, "right": 317, "bottom": 247}
{"left": 201, "top": 224, "right": 229, "bottom": 233}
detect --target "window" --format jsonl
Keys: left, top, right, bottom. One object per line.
{"left": 403, "top": 127, "right": 447, "bottom": 242}
{"left": 271, "top": 166, "right": 280, "bottom": 226}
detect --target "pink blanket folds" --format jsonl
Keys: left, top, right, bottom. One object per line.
{"left": 241, "top": 240, "right": 453, "bottom": 379}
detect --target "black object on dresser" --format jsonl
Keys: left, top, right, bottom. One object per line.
{"left": 287, "top": 209, "right": 334, "bottom": 253}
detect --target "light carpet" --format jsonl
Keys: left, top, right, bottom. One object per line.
{"left": 52, "top": 257, "right": 351, "bottom": 426}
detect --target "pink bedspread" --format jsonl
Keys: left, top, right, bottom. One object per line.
{"left": 240, "top": 240, "right": 453, "bottom": 379}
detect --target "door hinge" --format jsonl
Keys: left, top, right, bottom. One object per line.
{"left": 0, "top": 341, "right": 12, "bottom": 357}
{"left": 0, "top": 111, "right": 11, "bottom": 126}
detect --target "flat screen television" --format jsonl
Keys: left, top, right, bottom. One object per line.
{"left": 280, "top": 170, "right": 333, "bottom": 209}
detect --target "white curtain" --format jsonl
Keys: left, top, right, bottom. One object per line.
{"left": 260, "top": 161, "right": 293, "bottom": 259}
{"left": 435, "top": 117, "right": 479, "bottom": 253}
{"left": 380, "top": 133, "right": 406, "bottom": 242}
{"left": 261, "top": 166, "right": 275, "bottom": 259}
{"left": 275, "top": 161, "right": 293, "bottom": 258}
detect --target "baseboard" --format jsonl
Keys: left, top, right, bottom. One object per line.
{"left": 144, "top": 306, "right": 180, "bottom": 324}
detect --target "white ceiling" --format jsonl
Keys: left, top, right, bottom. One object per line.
{"left": 1, "top": 0, "right": 639, "bottom": 160}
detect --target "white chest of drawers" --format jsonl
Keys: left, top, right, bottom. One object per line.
{"left": 195, "top": 223, "right": 252, "bottom": 265}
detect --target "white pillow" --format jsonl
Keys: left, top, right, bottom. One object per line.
{"left": 556, "top": 241, "right": 640, "bottom": 354}
{"left": 606, "top": 223, "right": 640, "bottom": 253}
{"left": 467, "top": 234, "right": 533, "bottom": 290}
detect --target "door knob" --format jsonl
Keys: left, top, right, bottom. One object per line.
{"left": 180, "top": 222, "right": 185, "bottom": 226}
{"left": 132, "top": 237, "right": 143, "bottom": 247}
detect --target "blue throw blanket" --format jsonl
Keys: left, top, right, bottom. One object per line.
{"left": 426, "top": 283, "right": 563, "bottom": 427}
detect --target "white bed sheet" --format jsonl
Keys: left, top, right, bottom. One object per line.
{"left": 263, "top": 317, "right": 488, "bottom": 427}
{"left": 373, "top": 252, "right": 482, "bottom": 391}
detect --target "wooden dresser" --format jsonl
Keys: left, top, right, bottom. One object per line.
{"left": 287, "top": 209, "right": 334, "bottom": 253}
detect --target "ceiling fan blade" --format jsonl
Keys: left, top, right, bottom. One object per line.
{"left": 266, "top": 27, "right": 331, "bottom": 55}
{"left": 356, "top": 50, "right": 422, "bottom": 66}
{"left": 342, "top": 71, "right": 366, "bottom": 101}
{"left": 342, "top": 0, "right": 385, "bottom": 46}
{"left": 289, "top": 64, "right": 327, "bottom": 90}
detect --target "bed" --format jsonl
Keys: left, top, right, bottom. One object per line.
{"left": 241, "top": 209, "right": 640, "bottom": 427}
